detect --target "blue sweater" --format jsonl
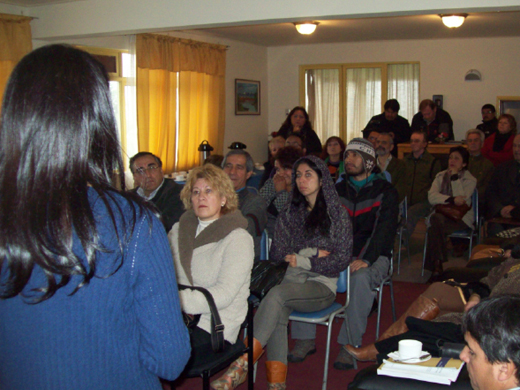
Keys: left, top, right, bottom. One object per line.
{"left": 0, "top": 189, "right": 191, "bottom": 390}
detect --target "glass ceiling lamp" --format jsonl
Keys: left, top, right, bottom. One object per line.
{"left": 440, "top": 14, "right": 467, "bottom": 28}
{"left": 294, "top": 22, "right": 319, "bottom": 35}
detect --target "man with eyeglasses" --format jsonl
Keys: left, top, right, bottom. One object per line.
{"left": 129, "top": 152, "right": 183, "bottom": 232}
{"left": 476, "top": 104, "right": 498, "bottom": 139}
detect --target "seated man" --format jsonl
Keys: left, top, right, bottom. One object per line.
{"left": 485, "top": 134, "right": 520, "bottom": 236}
{"left": 460, "top": 295, "right": 520, "bottom": 390}
{"left": 367, "top": 130, "right": 380, "bottom": 148}
{"left": 476, "top": 103, "right": 498, "bottom": 139}
{"left": 129, "top": 152, "right": 183, "bottom": 232}
{"left": 466, "top": 128, "right": 494, "bottom": 212}
{"left": 222, "top": 149, "right": 267, "bottom": 262}
{"left": 376, "top": 132, "right": 405, "bottom": 188}
{"left": 411, "top": 99, "right": 454, "bottom": 142}
{"left": 288, "top": 138, "right": 399, "bottom": 370}
{"left": 363, "top": 99, "right": 411, "bottom": 157}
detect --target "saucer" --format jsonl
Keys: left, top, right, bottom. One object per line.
{"left": 389, "top": 351, "right": 432, "bottom": 364}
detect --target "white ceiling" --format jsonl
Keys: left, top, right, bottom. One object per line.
{"left": 181, "top": 11, "right": 520, "bottom": 47}
{"left": 0, "top": 0, "right": 82, "bottom": 6}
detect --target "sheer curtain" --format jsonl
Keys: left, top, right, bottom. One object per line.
{"left": 306, "top": 69, "right": 340, "bottom": 142}
{"left": 388, "top": 63, "right": 419, "bottom": 124}
{"left": 0, "top": 14, "right": 32, "bottom": 112}
{"left": 136, "top": 34, "right": 226, "bottom": 172}
{"left": 345, "top": 67, "right": 381, "bottom": 142}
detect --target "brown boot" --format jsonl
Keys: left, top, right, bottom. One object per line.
{"left": 266, "top": 361, "right": 287, "bottom": 390}
{"left": 210, "top": 338, "right": 264, "bottom": 390}
{"left": 345, "top": 344, "right": 378, "bottom": 362}
{"left": 378, "top": 295, "right": 440, "bottom": 341}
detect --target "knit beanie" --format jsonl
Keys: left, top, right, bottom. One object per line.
{"left": 344, "top": 138, "right": 376, "bottom": 172}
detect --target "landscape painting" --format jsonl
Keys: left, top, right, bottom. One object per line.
{"left": 235, "top": 79, "right": 260, "bottom": 115}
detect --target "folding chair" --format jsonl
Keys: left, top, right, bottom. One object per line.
{"left": 373, "top": 258, "right": 396, "bottom": 339}
{"left": 288, "top": 266, "right": 350, "bottom": 390}
{"left": 396, "top": 196, "right": 411, "bottom": 274}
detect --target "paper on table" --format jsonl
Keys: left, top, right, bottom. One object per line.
{"left": 377, "top": 357, "right": 465, "bottom": 385}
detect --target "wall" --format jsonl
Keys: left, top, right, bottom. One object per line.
{"left": 32, "top": 32, "right": 269, "bottom": 165}
{"left": 268, "top": 36, "right": 520, "bottom": 141}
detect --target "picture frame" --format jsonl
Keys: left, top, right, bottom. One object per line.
{"left": 497, "top": 96, "right": 520, "bottom": 127}
{"left": 432, "top": 95, "right": 443, "bottom": 110}
{"left": 235, "top": 79, "right": 260, "bottom": 115}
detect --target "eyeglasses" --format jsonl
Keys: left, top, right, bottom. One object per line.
{"left": 482, "top": 110, "right": 494, "bottom": 115}
{"left": 135, "top": 164, "right": 159, "bottom": 175}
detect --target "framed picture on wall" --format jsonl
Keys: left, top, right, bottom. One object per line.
{"left": 497, "top": 96, "right": 520, "bottom": 127}
{"left": 432, "top": 95, "right": 443, "bottom": 110}
{"left": 235, "top": 79, "right": 260, "bottom": 115}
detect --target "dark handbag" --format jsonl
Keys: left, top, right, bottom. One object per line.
{"left": 442, "top": 280, "right": 491, "bottom": 302}
{"left": 434, "top": 203, "right": 470, "bottom": 222}
{"left": 178, "top": 284, "right": 225, "bottom": 353}
{"left": 249, "top": 260, "right": 288, "bottom": 299}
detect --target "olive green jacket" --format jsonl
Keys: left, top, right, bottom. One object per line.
{"left": 468, "top": 154, "right": 494, "bottom": 201}
{"left": 399, "top": 150, "right": 442, "bottom": 206}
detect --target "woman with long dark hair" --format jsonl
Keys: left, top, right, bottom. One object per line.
{"left": 211, "top": 155, "right": 352, "bottom": 390}
{"left": 0, "top": 45, "right": 190, "bottom": 389}
{"left": 424, "top": 146, "right": 477, "bottom": 279}
{"left": 277, "top": 106, "right": 323, "bottom": 155}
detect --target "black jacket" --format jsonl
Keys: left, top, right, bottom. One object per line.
{"left": 485, "top": 160, "right": 520, "bottom": 220}
{"left": 411, "top": 108, "right": 454, "bottom": 142}
{"left": 363, "top": 113, "right": 411, "bottom": 156}
{"left": 336, "top": 174, "right": 399, "bottom": 265}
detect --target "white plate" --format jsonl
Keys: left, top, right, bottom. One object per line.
{"left": 391, "top": 351, "right": 432, "bottom": 364}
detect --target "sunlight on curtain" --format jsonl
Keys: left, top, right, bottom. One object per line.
{"left": 136, "top": 34, "right": 226, "bottom": 172}
{"left": 346, "top": 68, "right": 381, "bottom": 142}
{"left": 0, "top": 14, "right": 32, "bottom": 112}
{"left": 388, "top": 64, "right": 419, "bottom": 124}
{"left": 123, "top": 36, "right": 138, "bottom": 168}
{"left": 305, "top": 69, "right": 340, "bottom": 142}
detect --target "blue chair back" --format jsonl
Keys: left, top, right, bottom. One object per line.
{"left": 336, "top": 268, "right": 348, "bottom": 294}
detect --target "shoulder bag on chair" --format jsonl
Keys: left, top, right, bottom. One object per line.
{"left": 434, "top": 203, "right": 470, "bottom": 222}
{"left": 178, "top": 284, "right": 225, "bottom": 353}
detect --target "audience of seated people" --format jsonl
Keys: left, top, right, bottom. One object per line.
{"left": 362, "top": 99, "right": 411, "bottom": 157}
{"left": 222, "top": 150, "right": 267, "bottom": 262}
{"left": 321, "top": 136, "right": 346, "bottom": 182}
{"left": 476, "top": 103, "right": 498, "bottom": 138}
{"left": 259, "top": 146, "right": 304, "bottom": 237}
{"left": 130, "top": 151, "right": 184, "bottom": 232}
{"left": 411, "top": 99, "right": 454, "bottom": 141}
{"left": 289, "top": 138, "right": 399, "bottom": 371}
{"left": 167, "top": 164, "right": 254, "bottom": 376}
{"left": 211, "top": 155, "right": 352, "bottom": 390}
{"left": 481, "top": 113, "right": 517, "bottom": 167}
{"left": 277, "top": 106, "right": 322, "bottom": 155}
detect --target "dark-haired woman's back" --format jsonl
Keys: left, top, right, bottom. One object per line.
{"left": 0, "top": 189, "right": 190, "bottom": 390}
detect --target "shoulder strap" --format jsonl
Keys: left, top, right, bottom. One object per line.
{"left": 178, "top": 284, "right": 225, "bottom": 352}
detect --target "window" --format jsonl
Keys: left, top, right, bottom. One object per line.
{"left": 301, "top": 62, "right": 419, "bottom": 142}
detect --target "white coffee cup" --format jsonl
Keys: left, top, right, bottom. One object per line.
{"left": 398, "top": 339, "right": 422, "bottom": 360}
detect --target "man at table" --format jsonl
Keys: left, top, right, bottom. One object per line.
{"left": 223, "top": 149, "right": 267, "bottom": 262}
{"left": 402, "top": 131, "right": 442, "bottom": 235}
{"left": 376, "top": 132, "right": 405, "bottom": 190}
{"left": 460, "top": 295, "right": 520, "bottom": 390}
{"left": 130, "top": 152, "right": 183, "bottom": 233}
{"left": 476, "top": 103, "right": 498, "bottom": 139}
{"left": 411, "top": 99, "right": 454, "bottom": 142}
{"left": 362, "top": 99, "right": 411, "bottom": 157}
{"left": 485, "top": 134, "right": 520, "bottom": 236}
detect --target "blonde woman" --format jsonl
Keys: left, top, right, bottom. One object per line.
{"left": 168, "top": 164, "right": 254, "bottom": 357}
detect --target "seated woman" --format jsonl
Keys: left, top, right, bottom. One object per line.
{"left": 168, "top": 164, "right": 254, "bottom": 360}
{"left": 481, "top": 113, "right": 516, "bottom": 166}
{"left": 425, "top": 146, "right": 477, "bottom": 278}
{"left": 259, "top": 136, "right": 286, "bottom": 188}
{"left": 344, "top": 245, "right": 520, "bottom": 362}
{"left": 259, "top": 146, "right": 304, "bottom": 237}
{"left": 277, "top": 106, "right": 323, "bottom": 155}
{"left": 320, "top": 136, "right": 346, "bottom": 182}
{"left": 211, "top": 155, "right": 352, "bottom": 390}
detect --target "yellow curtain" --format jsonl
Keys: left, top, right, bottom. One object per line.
{"left": 0, "top": 14, "right": 32, "bottom": 112}
{"left": 136, "top": 34, "right": 226, "bottom": 172}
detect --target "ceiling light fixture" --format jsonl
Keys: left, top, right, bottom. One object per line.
{"left": 440, "top": 14, "right": 467, "bottom": 28}
{"left": 294, "top": 22, "right": 319, "bottom": 35}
